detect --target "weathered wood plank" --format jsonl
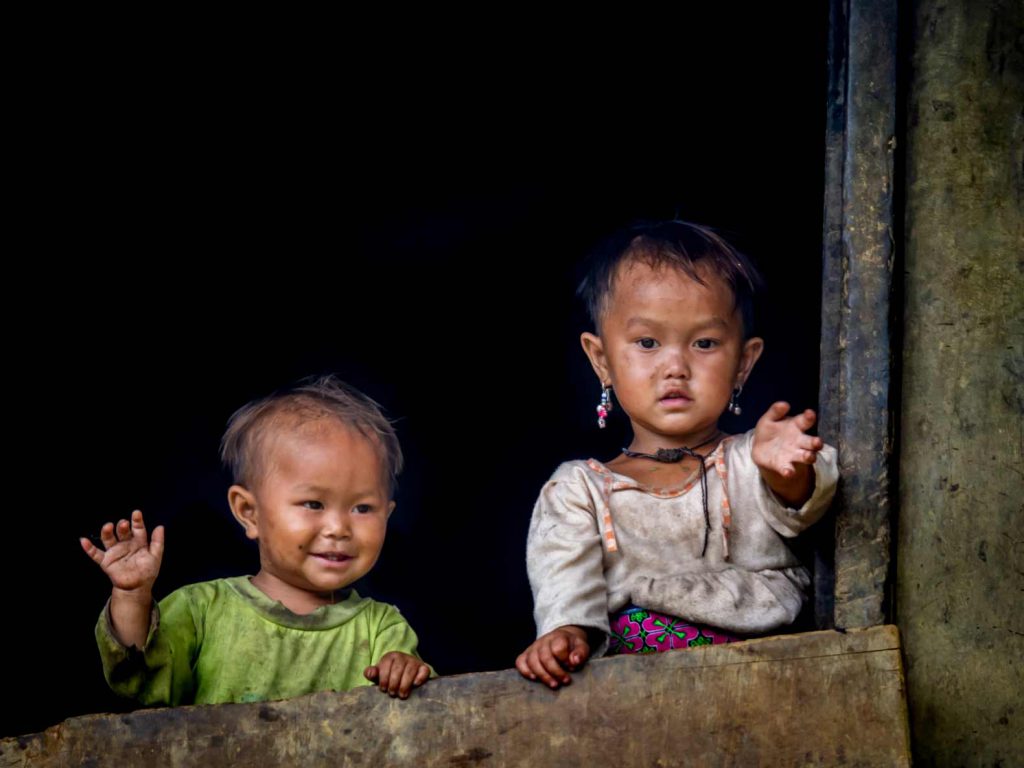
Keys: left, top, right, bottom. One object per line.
{"left": 814, "top": 0, "right": 850, "bottom": 631}
{"left": 2, "top": 626, "right": 910, "bottom": 767}
{"left": 820, "top": 0, "right": 899, "bottom": 630}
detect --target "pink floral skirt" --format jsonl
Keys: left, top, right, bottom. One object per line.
{"left": 608, "top": 605, "right": 741, "bottom": 654}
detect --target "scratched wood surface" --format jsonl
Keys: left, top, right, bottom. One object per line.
{"left": 1, "top": 626, "right": 910, "bottom": 767}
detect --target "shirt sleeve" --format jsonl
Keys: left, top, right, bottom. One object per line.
{"left": 526, "top": 469, "right": 611, "bottom": 641}
{"left": 630, "top": 566, "right": 812, "bottom": 634}
{"left": 95, "top": 588, "right": 202, "bottom": 707}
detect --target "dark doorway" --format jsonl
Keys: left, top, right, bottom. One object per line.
{"left": 10, "top": 11, "right": 828, "bottom": 737}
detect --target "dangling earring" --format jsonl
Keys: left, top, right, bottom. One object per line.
{"left": 596, "top": 385, "right": 613, "bottom": 428}
{"left": 727, "top": 386, "right": 743, "bottom": 416}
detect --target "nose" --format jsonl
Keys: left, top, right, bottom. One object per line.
{"left": 662, "top": 344, "right": 691, "bottom": 379}
{"left": 321, "top": 509, "right": 352, "bottom": 539}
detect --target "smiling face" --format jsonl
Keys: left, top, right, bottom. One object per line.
{"left": 581, "top": 259, "right": 763, "bottom": 453}
{"left": 229, "top": 417, "right": 393, "bottom": 614}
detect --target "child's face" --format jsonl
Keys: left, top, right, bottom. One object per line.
{"left": 581, "top": 259, "right": 763, "bottom": 452}
{"left": 231, "top": 418, "right": 393, "bottom": 608}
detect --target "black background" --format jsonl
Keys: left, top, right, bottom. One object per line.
{"left": 8, "top": 10, "right": 827, "bottom": 737}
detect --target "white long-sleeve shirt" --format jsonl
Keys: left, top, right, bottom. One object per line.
{"left": 526, "top": 429, "right": 838, "bottom": 649}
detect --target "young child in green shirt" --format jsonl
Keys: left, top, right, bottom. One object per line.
{"left": 81, "top": 375, "right": 431, "bottom": 705}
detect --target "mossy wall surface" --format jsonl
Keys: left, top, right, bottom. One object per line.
{"left": 898, "top": 1, "right": 1023, "bottom": 764}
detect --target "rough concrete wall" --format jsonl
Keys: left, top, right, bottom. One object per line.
{"left": 898, "top": 1, "right": 1024, "bottom": 765}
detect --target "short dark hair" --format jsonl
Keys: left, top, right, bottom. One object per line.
{"left": 576, "top": 220, "right": 763, "bottom": 337}
{"left": 220, "top": 375, "right": 403, "bottom": 496}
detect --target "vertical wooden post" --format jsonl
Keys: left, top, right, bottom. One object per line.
{"left": 818, "top": 0, "right": 898, "bottom": 629}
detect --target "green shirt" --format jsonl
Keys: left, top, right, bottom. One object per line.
{"left": 96, "top": 576, "right": 426, "bottom": 706}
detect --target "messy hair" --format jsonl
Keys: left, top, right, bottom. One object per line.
{"left": 576, "top": 220, "right": 763, "bottom": 337}
{"left": 220, "top": 375, "right": 403, "bottom": 496}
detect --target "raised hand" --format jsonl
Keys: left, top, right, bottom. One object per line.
{"left": 752, "top": 402, "right": 824, "bottom": 507}
{"left": 364, "top": 652, "right": 431, "bottom": 699}
{"left": 515, "top": 625, "right": 592, "bottom": 688}
{"left": 81, "top": 510, "right": 165, "bottom": 649}
{"left": 81, "top": 509, "right": 165, "bottom": 593}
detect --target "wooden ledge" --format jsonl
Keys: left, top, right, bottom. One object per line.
{"left": 2, "top": 626, "right": 911, "bottom": 767}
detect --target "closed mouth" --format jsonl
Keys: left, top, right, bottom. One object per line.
{"left": 660, "top": 391, "right": 692, "bottom": 402}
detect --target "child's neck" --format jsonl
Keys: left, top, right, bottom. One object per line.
{"left": 607, "top": 428, "right": 725, "bottom": 488}
{"left": 626, "top": 425, "right": 724, "bottom": 456}
{"left": 250, "top": 571, "right": 339, "bottom": 615}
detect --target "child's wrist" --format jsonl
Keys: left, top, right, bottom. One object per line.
{"left": 762, "top": 465, "right": 814, "bottom": 506}
{"left": 558, "top": 625, "right": 588, "bottom": 639}
{"left": 111, "top": 586, "right": 154, "bottom": 607}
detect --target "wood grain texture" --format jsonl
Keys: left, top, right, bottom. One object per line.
{"left": 1, "top": 627, "right": 910, "bottom": 767}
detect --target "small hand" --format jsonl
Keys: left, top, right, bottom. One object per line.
{"left": 80, "top": 509, "right": 165, "bottom": 593}
{"left": 515, "top": 626, "right": 591, "bottom": 689}
{"left": 364, "top": 652, "right": 430, "bottom": 699}
{"left": 752, "top": 402, "right": 823, "bottom": 506}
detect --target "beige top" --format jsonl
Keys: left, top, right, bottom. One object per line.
{"left": 526, "top": 429, "right": 838, "bottom": 648}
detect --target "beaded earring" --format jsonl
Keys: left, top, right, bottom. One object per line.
{"left": 596, "top": 386, "right": 613, "bottom": 428}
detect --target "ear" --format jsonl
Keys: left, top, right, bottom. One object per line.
{"left": 580, "top": 332, "right": 611, "bottom": 386}
{"left": 228, "top": 485, "right": 260, "bottom": 540}
{"left": 386, "top": 500, "right": 396, "bottom": 518}
{"left": 736, "top": 337, "right": 765, "bottom": 388}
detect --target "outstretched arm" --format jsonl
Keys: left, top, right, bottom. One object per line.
{"left": 752, "top": 402, "right": 826, "bottom": 508}
{"left": 81, "top": 509, "right": 164, "bottom": 649}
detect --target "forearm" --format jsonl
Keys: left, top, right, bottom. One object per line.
{"left": 631, "top": 567, "right": 810, "bottom": 634}
{"left": 109, "top": 587, "right": 154, "bottom": 649}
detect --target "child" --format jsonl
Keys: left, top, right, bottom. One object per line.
{"left": 516, "top": 221, "right": 838, "bottom": 688}
{"left": 81, "top": 375, "right": 432, "bottom": 704}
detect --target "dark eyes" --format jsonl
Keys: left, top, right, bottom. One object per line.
{"left": 635, "top": 338, "right": 718, "bottom": 350}
{"left": 302, "top": 501, "right": 375, "bottom": 514}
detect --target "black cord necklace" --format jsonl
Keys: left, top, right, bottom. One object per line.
{"left": 621, "top": 431, "right": 722, "bottom": 557}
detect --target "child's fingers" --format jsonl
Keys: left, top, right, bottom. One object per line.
{"left": 548, "top": 632, "right": 571, "bottom": 662}
{"left": 395, "top": 662, "right": 420, "bottom": 698}
{"left": 537, "top": 643, "right": 571, "bottom": 687}
{"left": 387, "top": 658, "right": 413, "bottom": 697}
{"left": 795, "top": 449, "right": 817, "bottom": 465}
{"left": 130, "top": 510, "right": 150, "bottom": 546}
{"left": 80, "top": 537, "right": 105, "bottom": 565}
{"left": 116, "top": 519, "right": 132, "bottom": 542}
{"left": 375, "top": 655, "right": 395, "bottom": 692}
{"left": 515, "top": 652, "right": 536, "bottom": 681}
{"left": 796, "top": 434, "right": 823, "bottom": 451}
{"left": 763, "top": 401, "right": 791, "bottom": 423}
{"left": 100, "top": 522, "right": 117, "bottom": 550}
{"left": 413, "top": 665, "right": 430, "bottom": 688}
{"left": 150, "top": 525, "right": 165, "bottom": 563}
{"left": 793, "top": 408, "right": 817, "bottom": 432}
{"left": 567, "top": 636, "right": 591, "bottom": 668}
{"left": 363, "top": 665, "right": 380, "bottom": 682}
{"left": 524, "top": 647, "right": 559, "bottom": 688}
{"left": 529, "top": 651, "right": 561, "bottom": 689}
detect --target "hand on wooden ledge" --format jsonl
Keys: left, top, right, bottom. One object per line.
{"left": 364, "top": 652, "right": 431, "bottom": 699}
{"left": 515, "top": 625, "right": 591, "bottom": 689}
